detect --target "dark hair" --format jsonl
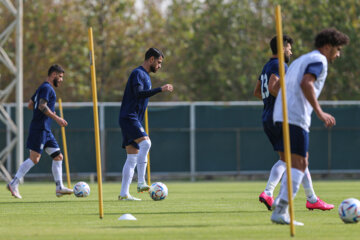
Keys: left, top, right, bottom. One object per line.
{"left": 145, "top": 47, "right": 164, "bottom": 60}
{"left": 314, "top": 28, "right": 349, "bottom": 48}
{"left": 48, "top": 64, "right": 65, "bottom": 76}
{"left": 270, "top": 35, "right": 293, "bottom": 55}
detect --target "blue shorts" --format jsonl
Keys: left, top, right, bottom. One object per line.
{"left": 274, "top": 122, "right": 309, "bottom": 157}
{"left": 26, "top": 129, "right": 60, "bottom": 155}
{"left": 119, "top": 118, "right": 147, "bottom": 149}
{"left": 263, "top": 121, "right": 282, "bottom": 151}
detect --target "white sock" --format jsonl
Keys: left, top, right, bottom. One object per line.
{"left": 120, "top": 154, "right": 138, "bottom": 197}
{"left": 137, "top": 140, "right": 151, "bottom": 184}
{"left": 279, "top": 168, "right": 304, "bottom": 202}
{"left": 11, "top": 158, "right": 35, "bottom": 186}
{"left": 265, "top": 160, "right": 286, "bottom": 196}
{"left": 52, "top": 160, "right": 64, "bottom": 190}
{"left": 302, "top": 167, "right": 317, "bottom": 203}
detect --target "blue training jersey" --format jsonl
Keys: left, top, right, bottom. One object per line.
{"left": 119, "top": 66, "right": 161, "bottom": 123}
{"left": 29, "top": 81, "right": 56, "bottom": 131}
{"left": 258, "top": 58, "right": 288, "bottom": 123}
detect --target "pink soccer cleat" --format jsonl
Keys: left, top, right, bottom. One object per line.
{"left": 259, "top": 191, "right": 274, "bottom": 211}
{"left": 306, "top": 197, "right": 334, "bottom": 211}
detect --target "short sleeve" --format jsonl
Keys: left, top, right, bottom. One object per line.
{"left": 37, "top": 86, "right": 52, "bottom": 102}
{"left": 269, "top": 62, "right": 281, "bottom": 77}
{"left": 305, "top": 62, "right": 323, "bottom": 79}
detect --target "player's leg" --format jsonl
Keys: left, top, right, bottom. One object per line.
{"left": 259, "top": 122, "right": 285, "bottom": 210}
{"left": 45, "top": 132, "right": 73, "bottom": 197}
{"left": 134, "top": 136, "right": 151, "bottom": 193}
{"left": 7, "top": 130, "right": 45, "bottom": 199}
{"left": 119, "top": 144, "right": 140, "bottom": 201}
{"left": 303, "top": 153, "right": 334, "bottom": 210}
{"left": 271, "top": 124, "right": 306, "bottom": 225}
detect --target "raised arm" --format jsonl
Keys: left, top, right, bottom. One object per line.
{"left": 38, "top": 98, "right": 67, "bottom": 127}
{"left": 135, "top": 84, "right": 173, "bottom": 99}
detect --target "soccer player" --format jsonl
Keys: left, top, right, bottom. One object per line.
{"left": 7, "top": 64, "right": 73, "bottom": 199}
{"left": 118, "top": 48, "right": 173, "bottom": 201}
{"left": 254, "top": 36, "right": 334, "bottom": 212}
{"left": 271, "top": 28, "right": 349, "bottom": 225}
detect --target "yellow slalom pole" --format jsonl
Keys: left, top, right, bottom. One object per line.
{"left": 88, "top": 27, "right": 104, "bottom": 219}
{"left": 275, "top": 5, "right": 295, "bottom": 236}
{"left": 145, "top": 108, "right": 151, "bottom": 186}
{"left": 58, "top": 98, "right": 71, "bottom": 188}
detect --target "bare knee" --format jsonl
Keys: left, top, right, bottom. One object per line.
{"left": 53, "top": 153, "right": 63, "bottom": 161}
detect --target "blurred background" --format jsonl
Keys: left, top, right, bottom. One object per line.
{"left": 1, "top": 0, "right": 360, "bottom": 181}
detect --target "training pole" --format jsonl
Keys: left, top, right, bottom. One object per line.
{"left": 275, "top": 5, "right": 295, "bottom": 236}
{"left": 88, "top": 27, "right": 104, "bottom": 219}
{"left": 145, "top": 108, "right": 151, "bottom": 186}
{"left": 58, "top": 98, "right": 71, "bottom": 188}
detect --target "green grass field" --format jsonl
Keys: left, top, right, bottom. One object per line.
{"left": 1, "top": 181, "right": 359, "bottom": 240}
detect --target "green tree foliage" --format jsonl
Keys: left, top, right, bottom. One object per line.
{"left": 0, "top": 0, "right": 359, "bottom": 101}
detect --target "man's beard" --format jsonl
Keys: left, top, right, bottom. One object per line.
{"left": 53, "top": 77, "right": 59, "bottom": 87}
{"left": 284, "top": 54, "right": 290, "bottom": 63}
{"left": 150, "top": 65, "right": 157, "bottom": 73}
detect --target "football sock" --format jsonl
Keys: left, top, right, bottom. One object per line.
{"left": 302, "top": 167, "right": 318, "bottom": 203}
{"left": 52, "top": 160, "right": 64, "bottom": 190}
{"left": 279, "top": 168, "right": 304, "bottom": 202}
{"left": 11, "top": 158, "right": 35, "bottom": 186}
{"left": 137, "top": 139, "right": 151, "bottom": 184}
{"left": 265, "top": 160, "right": 286, "bottom": 196}
{"left": 120, "top": 154, "right": 138, "bottom": 197}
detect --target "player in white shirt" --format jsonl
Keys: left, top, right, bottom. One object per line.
{"left": 271, "top": 28, "right": 349, "bottom": 225}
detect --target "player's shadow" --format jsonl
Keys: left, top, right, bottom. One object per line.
{"left": 104, "top": 209, "right": 264, "bottom": 216}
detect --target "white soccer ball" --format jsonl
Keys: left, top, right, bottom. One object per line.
{"left": 338, "top": 198, "right": 360, "bottom": 223}
{"left": 73, "top": 181, "right": 90, "bottom": 198}
{"left": 149, "top": 182, "right": 168, "bottom": 201}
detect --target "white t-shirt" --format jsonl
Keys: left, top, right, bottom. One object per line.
{"left": 273, "top": 50, "right": 328, "bottom": 132}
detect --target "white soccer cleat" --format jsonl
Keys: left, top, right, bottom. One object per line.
{"left": 137, "top": 182, "right": 150, "bottom": 193}
{"left": 118, "top": 195, "right": 141, "bottom": 201}
{"left": 56, "top": 187, "right": 74, "bottom": 197}
{"left": 7, "top": 183, "right": 22, "bottom": 199}
{"left": 271, "top": 199, "right": 304, "bottom": 226}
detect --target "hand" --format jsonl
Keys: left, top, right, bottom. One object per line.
{"left": 317, "top": 111, "right": 336, "bottom": 128}
{"left": 56, "top": 117, "right": 68, "bottom": 127}
{"left": 161, "top": 84, "right": 173, "bottom": 92}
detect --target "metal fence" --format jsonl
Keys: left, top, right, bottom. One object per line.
{"left": 1, "top": 101, "right": 360, "bottom": 181}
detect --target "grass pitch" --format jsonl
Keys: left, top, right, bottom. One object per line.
{"left": 0, "top": 181, "right": 359, "bottom": 240}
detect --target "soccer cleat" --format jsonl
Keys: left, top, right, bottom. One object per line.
{"left": 137, "top": 183, "right": 150, "bottom": 193}
{"left": 306, "top": 197, "right": 334, "bottom": 211}
{"left": 118, "top": 195, "right": 141, "bottom": 201}
{"left": 7, "top": 183, "right": 22, "bottom": 199}
{"left": 259, "top": 191, "right": 274, "bottom": 211}
{"left": 271, "top": 199, "right": 304, "bottom": 226}
{"left": 56, "top": 187, "right": 74, "bottom": 197}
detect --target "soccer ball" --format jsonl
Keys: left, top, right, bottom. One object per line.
{"left": 149, "top": 182, "right": 168, "bottom": 201}
{"left": 73, "top": 181, "right": 90, "bottom": 198}
{"left": 338, "top": 198, "right": 360, "bottom": 223}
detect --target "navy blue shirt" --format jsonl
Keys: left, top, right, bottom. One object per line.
{"left": 119, "top": 66, "right": 161, "bottom": 123}
{"left": 30, "top": 82, "right": 56, "bottom": 131}
{"left": 258, "top": 58, "right": 288, "bottom": 123}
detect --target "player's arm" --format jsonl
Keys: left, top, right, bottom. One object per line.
{"left": 38, "top": 98, "right": 68, "bottom": 127}
{"left": 135, "top": 84, "right": 173, "bottom": 98}
{"left": 268, "top": 74, "right": 280, "bottom": 97}
{"left": 300, "top": 74, "right": 335, "bottom": 128}
{"left": 28, "top": 99, "right": 34, "bottom": 110}
{"left": 253, "top": 80, "right": 262, "bottom": 100}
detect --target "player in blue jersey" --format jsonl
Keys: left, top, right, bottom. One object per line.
{"left": 118, "top": 48, "right": 173, "bottom": 201}
{"left": 271, "top": 28, "right": 349, "bottom": 225}
{"left": 254, "top": 36, "right": 334, "bottom": 212}
{"left": 7, "top": 64, "right": 73, "bottom": 199}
